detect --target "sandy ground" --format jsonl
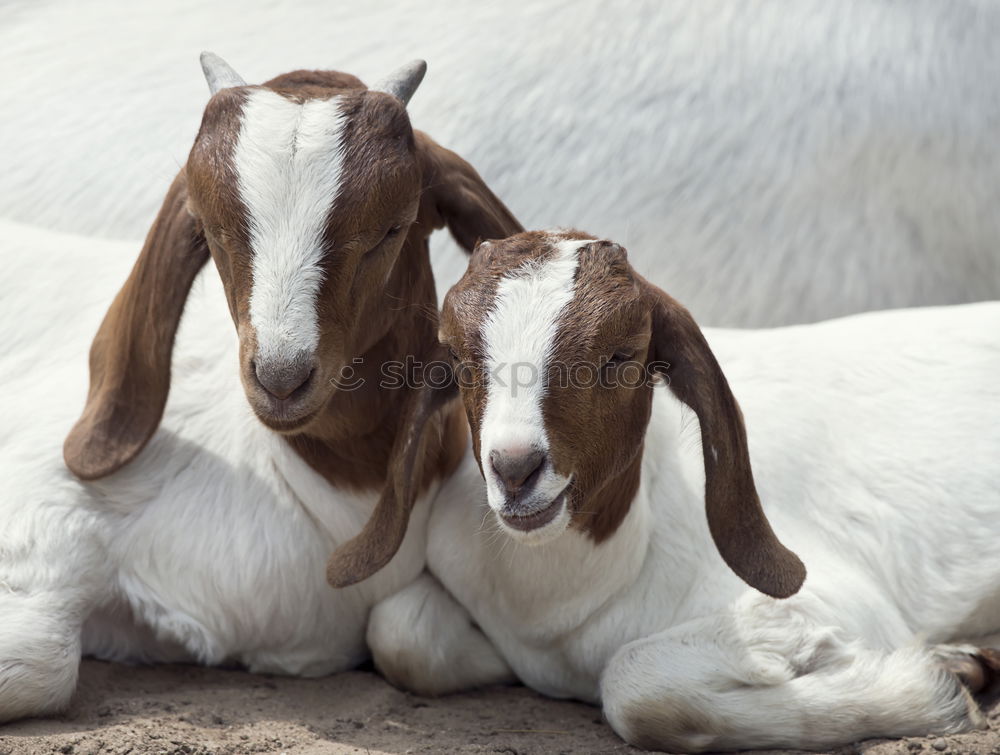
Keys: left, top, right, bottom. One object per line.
{"left": 0, "top": 662, "right": 997, "bottom": 755}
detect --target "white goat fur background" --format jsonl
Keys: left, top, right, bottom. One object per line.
{"left": 2, "top": 0, "right": 1000, "bottom": 325}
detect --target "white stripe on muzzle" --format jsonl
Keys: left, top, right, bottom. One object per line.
{"left": 235, "top": 90, "right": 348, "bottom": 363}
{"left": 478, "top": 237, "right": 592, "bottom": 508}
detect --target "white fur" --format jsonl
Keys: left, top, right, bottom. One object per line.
{"left": 238, "top": 91, "right": 347, "bottom": 364}
{"left": 369, "top": 298, "right": 1000, "bottom": 751}
{"left": 3, "top": 1, "right": 1000, "bottom": 326}
{"left": 367, "top": 572, "right": 515, "bottom": 696}
{"left": 478, "top": 237, "right": 584, "bottom": 538}
{"left": 0, "top": 220, "right": 434, "bottom": 722}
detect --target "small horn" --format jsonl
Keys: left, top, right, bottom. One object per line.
{"left": 371, "top": 59, "right": 427, "bottom": 106}
{"left": 200, "top": 51, "right": 246, "bottom": 95}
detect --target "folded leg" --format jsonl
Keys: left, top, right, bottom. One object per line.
{"left": 367, "top": 572, "right": 514, "bottom": 696}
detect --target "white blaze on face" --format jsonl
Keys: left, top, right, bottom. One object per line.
{"left": 235, "top": 90, "right": 348, "bottom": 364}
{"left": 479, "top": 236, "right": 594, "bottom": 513}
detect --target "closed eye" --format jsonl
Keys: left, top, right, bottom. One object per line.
{"left": 364, "top": 224, "right": 403, "bottom": 255}
{"left": 606, "top": 350, "right": 636, "bottom": 366}
{"left": 380, "top": 225, "right": 403, "bottom": 244}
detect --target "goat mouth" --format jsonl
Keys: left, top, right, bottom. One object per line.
{"left": 250, "top": 400, "right": 322, "bottom": 433}
{"left": 498, "top": 492, "right": 566, "bottom": 532}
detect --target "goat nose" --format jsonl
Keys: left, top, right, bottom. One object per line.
{"left": 489, "top": 447, "right": 546, "bottom": 496}
{"left": 253, "top": 356, "right": 315, "bottom": 400}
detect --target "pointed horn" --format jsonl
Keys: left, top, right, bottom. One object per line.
{"left": 200, "top": 51, "right": 246, "bottom": 95}
{"left": 371, "top": 59, "right": 427, "bottom": 106}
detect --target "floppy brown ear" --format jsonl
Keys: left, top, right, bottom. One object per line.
{"left": 63, "top": 170, "right": 209, "bottom": 480}
{"left": 414, "top": 131, "right": 523, "bottom": 251}
{"left": 646, "top": 282, "right": 806, "bottom": 599}
{"left": 326, "top": 352, "right": 459, "bottom": 588}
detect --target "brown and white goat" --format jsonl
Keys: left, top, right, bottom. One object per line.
{"left": 342, "top": 231, "right": 1000, "bottom": 752}
{"left": 0, "top": 53, "right": 520, "bottom": 722}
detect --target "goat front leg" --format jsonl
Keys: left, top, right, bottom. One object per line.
{"left": 0, "top": 500, "right": 110, "bottom": 723}
{"left": 600, "top": 596, "right": 986, "bottom": 753}
{"left": 367, "top": 572, "right": 515, "bottom": 696}
{"left": 0, "top": 588, "right": 84, "bottom": 723}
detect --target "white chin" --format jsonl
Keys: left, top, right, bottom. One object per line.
{"left": 496, "top": 499, "right": 571, "bottom": 546}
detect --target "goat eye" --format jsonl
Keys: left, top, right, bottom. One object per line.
{"left": 607, "top": 350, "right": 636, "bottom": 366}
{"left": 363, "top": 226, "right": 404, "bottom": 257}
{"left": 447, "top": 347, "right": 461, "bottom": 364}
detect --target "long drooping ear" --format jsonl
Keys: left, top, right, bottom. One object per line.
{"left": 326, "top": 353, "right": 459, "bottom": 588}
{"left": 64, "top": 171, "right": 209, "bottom": 479}
{"left": 414, "top": 131, "right": 524, "bottom": 252}
{"left": 646, "top": 282, "right": 806, "bottom": 599}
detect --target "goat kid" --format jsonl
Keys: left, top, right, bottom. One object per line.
{"left": 352, "top": 231, "right": 1000, "bottom": 752}
{"left": 0, "top": 55, "right": 520, "bottom": 722}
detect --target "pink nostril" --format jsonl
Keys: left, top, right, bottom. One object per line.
{"left": 253, "top": 357, "right": 315, "bottom": 400}
{"left": 489, "top": 447, "right": 546, "bottom": 496}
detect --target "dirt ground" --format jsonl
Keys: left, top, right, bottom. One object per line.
{"left": 0, "top": 662, "right": 997, "bottom": 755}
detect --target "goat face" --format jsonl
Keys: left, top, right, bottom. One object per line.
{"left": 440, "top": 231, "right": 654, "bottom": 544}
{"left": 439, "top": 230, "right": 806, "bottom": 598}
{"left": 186, "top": 61, "right": 423, "bottom": 432}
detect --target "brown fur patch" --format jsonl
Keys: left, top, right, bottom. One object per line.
{"left": 326, "top": 342, "right": 465, "bottom": 588}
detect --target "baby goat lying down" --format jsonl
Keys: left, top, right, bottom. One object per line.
{"left": 0, "top": 55, "right": 520, "bottom": 722}
{"left": 334, "top": 231, "right": 1000, "bottom": 752}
